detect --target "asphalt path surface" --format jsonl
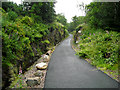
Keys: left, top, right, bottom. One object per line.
{"left": 45, "top": 35, "right": 119, "bottom": 88}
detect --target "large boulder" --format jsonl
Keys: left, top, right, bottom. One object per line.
{"left": 34, "top": 70, "right": 44, "bottom": 77}
{"left": 26, "top": 77, "right": 41, "bottom": 86}
{"left": 35, "top": 62, "right": 47, "bottom": 70}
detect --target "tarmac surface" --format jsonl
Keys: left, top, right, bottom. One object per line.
{"left": 44, "top": 35, "right": 119, "bottom": 88}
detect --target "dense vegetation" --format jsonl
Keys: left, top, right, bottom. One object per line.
{"left": 56, "top": 13, "right": 67, "bottom": 27}
{"left": 2, "top": 2, "right": 68, "bottom": 89}
{"left": 85, "top": 2, "right": 120, "bottom": 31}
{"left": 73, "top": 2, "right": 120, "bottom": 80}
{"left": 68, "top": 16, "right": 85, "bottom": 32}
{"left": 2, "top": 1, "right": 120, "bottom": 89}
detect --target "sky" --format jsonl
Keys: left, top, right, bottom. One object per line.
{"left": 54, "top": 0, "right": 93, "bottom": 23}
{"left": 9, "top": 0, "right": 93, "bottom": 23}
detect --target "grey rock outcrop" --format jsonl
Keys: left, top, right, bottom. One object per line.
{"left": 26, "top": 77, "right": 41, "bottom": 86}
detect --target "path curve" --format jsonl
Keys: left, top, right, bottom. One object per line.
{"left": 44, "top": 35, "right": 119, "bottom": 88}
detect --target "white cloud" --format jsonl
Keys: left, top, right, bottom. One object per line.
{"left": 54, "top": 0, "right": 93, "bottom": 23}
{"left": 9, "top": 0, "right": 21, "bottom": 5}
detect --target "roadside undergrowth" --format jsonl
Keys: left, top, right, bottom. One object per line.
{"left": 72, "top": 24, "right": 119, "bottom": 82}
{"left": 9, "top": 35, "right": 69, "bottom": 88}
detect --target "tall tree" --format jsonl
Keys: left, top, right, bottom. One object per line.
{"left": 2, "top": 2, "right": 24, "bottom": 16}
{"left": 23, "top": 2, "right": 56, "bottom": 23}
{"left": 85, "top": 2, "right": 120, "bottom": 31}
{"left": 68, "top": 16, "right": 85, "bottom": 32}
{"left": 56, "top": 13, "right": 67, "bottom": 26}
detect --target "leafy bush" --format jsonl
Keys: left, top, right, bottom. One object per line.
{"left": 1, "top": 1, "right": 69, "bottom": 88}
{"left": 8, "top": 11, "right": 18, "bottom": 21}
{"left": 75, "top": 25, "right": 119, "bottom": 69}
{"left": 64, "top": 29, "right": 69, "bottom": 36}
{"left": 41, "top": 40, "right": 50, "bottom": 44}
{"left": 20, "top": 16, "right": 33, "bottom": 26}
{"left": 2, "top": 8, "right": 69, "bottom": 88}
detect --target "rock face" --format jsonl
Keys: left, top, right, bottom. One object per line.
{"left": 34, "top": 70, "right": 44, "bottom": 77}
{"left": 35, "top": 62, "right": 47, "bottom": 70}
{"left": 26, "top": 77, "right": 41, "bottom": 86}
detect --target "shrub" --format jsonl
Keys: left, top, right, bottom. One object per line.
{"left": 2, "top": 7, "right": 69, "bottom": 88}
{"left": 8, "top": 11, "right": 18, "bottom": 21}
{"left": 75, "top": 25, "right": 119, "bottom": 69}
{"left": 20, "top": 16, "right": 33, "bottom": 26}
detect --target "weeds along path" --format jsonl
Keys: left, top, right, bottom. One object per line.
{"left": 44, "top": 34, "right": 118, "bottom": 88}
